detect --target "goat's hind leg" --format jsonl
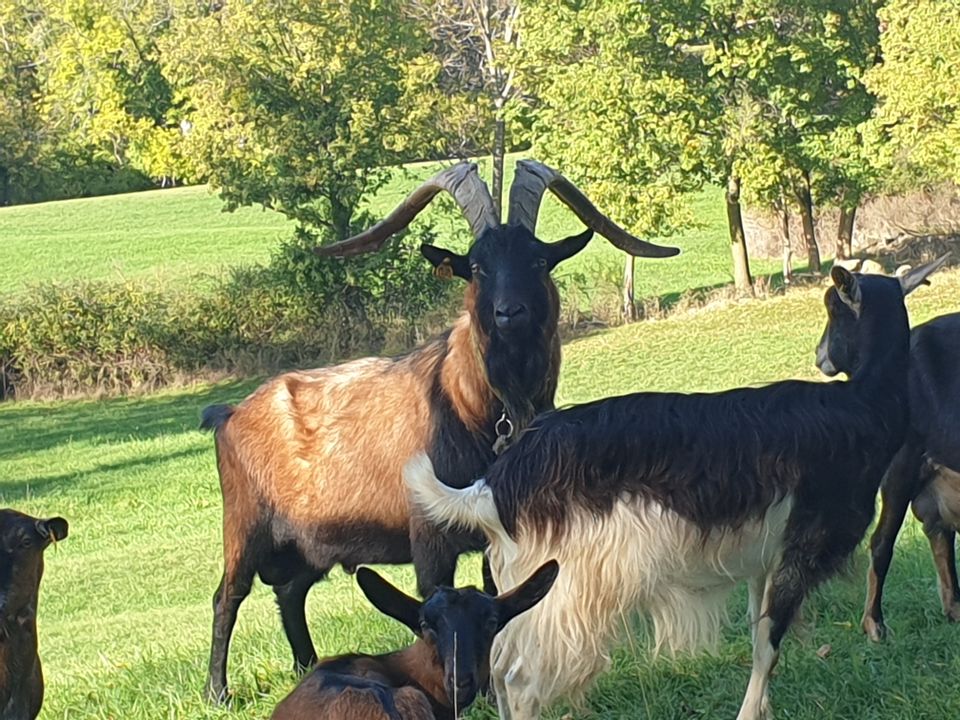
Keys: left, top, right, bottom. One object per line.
{"left": 862, "top": 442, "right": 924, "bottom": 642}
{"left": 913, "top": 485, "right": 960, "bottom": 622}
{"left": 206, "top": 556, "right": 257, "bottom": 704}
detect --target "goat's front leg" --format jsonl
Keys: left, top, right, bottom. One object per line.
{"left": 862, "top": 442, "right": 923, "bottom": 642}
{"left": 737, "top": 578, "right": 778, "bottom": 720}
{"left": 410, "top": 519, "right": 460, "bottom": 597}
{"left": 747, "top": 574, "right": 773, "bottom": 645}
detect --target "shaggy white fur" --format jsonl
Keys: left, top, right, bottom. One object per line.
{"left": 404, "top": 452, "right": 792, "bottom": 720}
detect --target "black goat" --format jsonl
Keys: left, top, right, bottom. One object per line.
{"left": 270, "top": 561, "right": 558, "bottom": 720}
{"left": 0, "top": 509, "right": 68, "bottom": 720}
{"left": 815, "top": 261, "right": 960, "bottom": 641}
{"left": 405, "top": 259, "right": 946, "bottom": 720}
{"left": 201, "top": 160, "right": 678, "bottom": 701}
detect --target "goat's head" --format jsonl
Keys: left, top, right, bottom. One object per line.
{"left": 816, "top": 255, "right": 950, "bottom": 377}
{"left": 317, "top": 160, "right": 678, "bottom": 426}
{"left": 356, "top": 559, "right": 559, "bottom": 710}
{"left": 0, "top": 509, "right": 68, "bottom": 624}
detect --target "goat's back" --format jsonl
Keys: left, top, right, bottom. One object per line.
{"left": 212, "top": 352, "right": 441, "bottom": 531}
{"left": 910, "top": 313, "right": 960, "bottom": 468}
{"left": 271, "top": 672, "right": 434, "bottom": 720}
{"left": 487, "top": 378, "right": 901, "bottom": 538}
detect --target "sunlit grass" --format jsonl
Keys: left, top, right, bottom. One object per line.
{"left": 3, "top": 269, "right": 960, "bottom": 718}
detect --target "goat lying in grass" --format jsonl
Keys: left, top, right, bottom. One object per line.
{"left": 0, "top": 509, "right": 68, "bottom": 720}
{"left": 815, "top": 258, "right": 960, "bottom": 641}
{"left": 271, "top": 560, "right": 558, "bottom": 720}
{"left": 405, "top": 258, "right": 946, "bottom": 720}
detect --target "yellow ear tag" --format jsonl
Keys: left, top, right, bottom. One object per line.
{"left": 434, "top": 258, "right": 454, "bottom": 280}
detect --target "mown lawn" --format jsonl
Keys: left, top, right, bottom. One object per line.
{"left": 0, "top": 157, "right": 782, "bottom": 303}
{"left": 2, "top": 269, "right": 960, "bottom": 719}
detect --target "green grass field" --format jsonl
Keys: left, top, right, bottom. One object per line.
{"left": 3, "top": 268, "right": 960, "bottom": 719}
{"left": 0, "top": 157, "right": 782, "bottom": 305}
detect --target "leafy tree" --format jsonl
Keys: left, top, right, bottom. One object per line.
{"left": 406, "top": 0, "right": 526, "bottom": 218}
{"left": 38, "top": 0, "right": 185, "bottom": 184}
{"left": 522, "top": 0, "right": 884, "bottom": 294}
{"left": 0, "top": 1, "right": 46, "bottom": 204}
{"left": 161, "top": 0, "right": 429, "bottom": 239}
{"left": 864, "top": 0, "right": 960, "bottom": 188}
{"left": 517, "top": 1, "right": 705, "bottom": 315}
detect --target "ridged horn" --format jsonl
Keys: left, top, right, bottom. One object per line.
{"left": 315, "top": 163, "right": 498, "bottom": 257}
{"left": 507, "top": 159, "right": 680, "bottom": 258}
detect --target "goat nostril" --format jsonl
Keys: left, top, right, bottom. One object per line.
{"left": 495, "top": 304, "right": 527, "bottom": 325}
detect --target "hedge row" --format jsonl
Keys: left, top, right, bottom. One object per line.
{"left": 0, "top": 225, "right": 458, "bottom": 399}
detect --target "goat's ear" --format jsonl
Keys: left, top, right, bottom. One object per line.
{"left": 495, "top": 560, "right": 559, "bottom": 631}
{"left": 38, "top": 517, "right": 68, "bottom": 542}
{"left": 420, "top": 245, "right": 471, "bottom": 281}
{"left": 356, "top": 567, "right": 423, "bottom": 635}
{"left": 545, "top": 229, "right": 593, "bottom": 268}
{"left": 831, "top": 265, "right": 861, "bottom": 315}
{"left": 899, "top": 253, "right": 951, "bottom": 296}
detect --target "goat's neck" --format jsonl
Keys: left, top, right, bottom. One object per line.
{"left": 385, "top": 640, "right": 450, "bottom": 711}
{"left": 853, "top": 300, "right": 911, "bottom": 403}
{"left": 440, "top": 313, "right": 496, "bottom": 434}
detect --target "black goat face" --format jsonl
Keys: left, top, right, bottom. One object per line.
{"left": 422, "top": 226, "right": 591, "bottom": 427}
{"left": 816, "top": 281, "right": 861, "bottom": 376}
{"left": 356, "top": 560, "right": 559, "bottom": 713}
{"left": 0, "top": 509, "right": 68, "bottom": 620}
{"left": 418, "top": 587, "right": 498, "bottom": 709}
{"left": 422, "top": 225, "right": 591, "bottom": 338}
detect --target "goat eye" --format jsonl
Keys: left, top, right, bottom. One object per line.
{"left": 19, "top": 537, "right": 33, "bottom": 549}
{"left": 535, "top": 257, "right": 547, "bottom": 269}
{"left": 470, "top": 262, "right": 481, "bottom": 276}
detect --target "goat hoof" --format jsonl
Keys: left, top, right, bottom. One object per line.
{"left": 861, "top": 615, "right": 887, "bottom": 643}
{"left": 204, "top": 684, "right": 230, "bottom": 706}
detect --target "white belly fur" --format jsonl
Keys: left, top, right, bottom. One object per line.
{"left": 488, "top": 494, "right": 794, "bottom": 709}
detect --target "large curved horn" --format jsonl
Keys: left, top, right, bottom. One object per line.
{"left": 507, "top": 159, "right": 680, "bottom": 258}
{"left": 315, "top": 163, "right": 498, "bottom": 258}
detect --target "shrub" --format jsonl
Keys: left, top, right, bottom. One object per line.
{"left": 0, "top": 222, "right": 457, "bottom": 399}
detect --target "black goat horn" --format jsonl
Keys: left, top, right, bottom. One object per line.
{"left": 507, "top": 159, "right": 680, "bottom": 258}
{"left": 315, "top": 163, "right": 498, "bottom": 258}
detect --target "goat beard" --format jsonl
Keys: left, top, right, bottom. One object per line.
{"left": 484, "top": 330, "right": 559, "bottom": 435}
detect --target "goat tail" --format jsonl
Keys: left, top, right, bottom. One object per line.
{"left": 403, "top": 452, "right": 506, "bottom": 542}
{"left": 200, "top": 404, "right": 235, "bottom": 433}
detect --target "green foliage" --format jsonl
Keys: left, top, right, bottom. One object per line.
{"left": 0, "top": 281, "right": 172, "bottom": 396}
{"left": 38, "top": 0, "right": 185, "bottom": 182}
{"left": 0, "top": 222, "right": 455, "bottom": 398}
{"left": 518, "top": 1, "right": 704, "bottom": 237}
{"left": 864, "top": 0, "right": 960, "bottom": 189}
{"left": 733, "top": 0, "right": 880, "bottom": 210}
{"left": 160, "top": 0, "right": 431, "bottom": 237}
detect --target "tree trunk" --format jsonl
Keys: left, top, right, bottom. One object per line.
{"left": 837, "top": 204, "right": 856, "bottom": 260}
{"left": 779, "top": 199, "right": 793, "bottom": 284}
{"left": 330, "top": 195, "right": 354, "bottom": 241}
{"left": 622, "top": 254, "right": 638, "bottom": 321}
{"left": 491, "top": 112, "right": 505, "bottom": 223}
{"left": 726, "top": 174, "right": 754, "bottom": 295}
{"left": 797, "top": 170, "right": 821, "bottom": 274}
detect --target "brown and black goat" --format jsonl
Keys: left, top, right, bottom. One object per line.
{"left": 270, "top": 560, "right": 558, "bottom": 720}
{"left": 406, "top": 258, "right": 947, "bottom": 720}
{"left": 0, "top": 509, "right": 68, "bottom": 720}
{"left": 200, "top": 159, "right": 678, "bottom": 701}
{"left": 815, "top": 258, "right": 960, "bottom": 641}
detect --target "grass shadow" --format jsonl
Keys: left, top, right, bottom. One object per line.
{"left": 0, "top": 378, "right": 261, "bottom": 460}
